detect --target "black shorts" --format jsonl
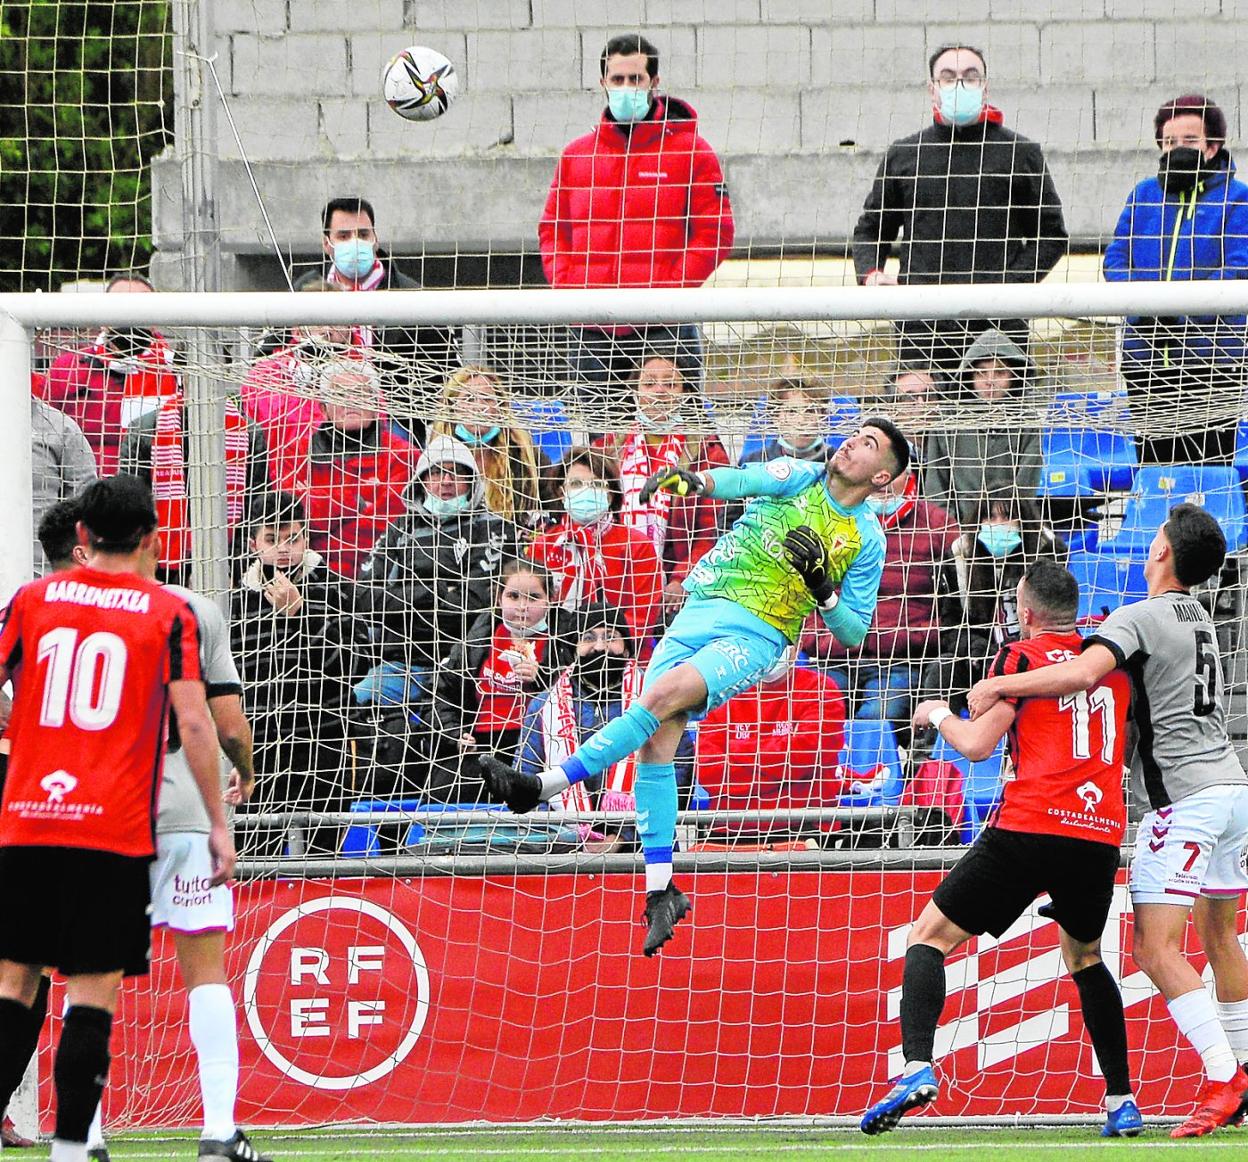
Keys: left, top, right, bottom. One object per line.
{"left": 0, "top": 846, "right": 153, "bottom": 977}
{"left": 933, "top": 827, "right": 1120, "bottom": 943}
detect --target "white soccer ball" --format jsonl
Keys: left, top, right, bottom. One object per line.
{"left": 382, "top": 45, "right": 459, "bottom": 122}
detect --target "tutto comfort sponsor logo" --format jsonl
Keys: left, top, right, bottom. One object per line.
{"left": 883, "top": 885, "right": 1162, "bottom": 1076}
{"left": 242, "top": 896, "right": 430, "bottom": 1092}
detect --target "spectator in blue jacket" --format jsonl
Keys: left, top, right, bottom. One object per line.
{"left": 1104, "top": 94, "right": 1248, "bottom": 465}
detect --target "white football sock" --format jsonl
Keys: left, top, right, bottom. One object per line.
{"left": 902, "top": 1060, "right": 931, "bottom": 1077}
{"left": 86, "top": 1100, "right": 104, "bottom": 1150}
{"left": 537, "top": 768, "right": 570, "bottom": 800}
{"left": 1214, "top": 997, "right": 1248, "bottom": 1062}
{"left": 189, "top": 984, "right": 239, "bottom": 1141}
{"left": 50, "top": 1142, "right": 87, "bottom": 1162}
{"left": 1168, "top": 988, "right": 1238, "bottom": 1083}
{"left": 1105, "top": 1093, "right": 1133, "bottom": 1113}
{"left": 644, "top": 862, "right": 672, "bottom": 894}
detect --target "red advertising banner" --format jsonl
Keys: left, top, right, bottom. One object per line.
{"left": 48, "top": 870, "right": 1221, "bottom": 1130}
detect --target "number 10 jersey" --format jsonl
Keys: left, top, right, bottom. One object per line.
{"left": 0, "top": 566, "right": 202, "bottom": 857}
{"left": 1087, "top": 592, "right": 1246, "bottom": 811}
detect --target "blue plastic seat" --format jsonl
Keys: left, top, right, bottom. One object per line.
{"left": 511, "top": 397, "right": 573, "bottom": 463}
{"left": 1099, "top": 465, "right": 1248, "bottom": 556}
{"left": 929, "top": 733, "right": 1007, "bottom": 842}
{"left": 342, "top": 798, "right": 424, "bottom": 857}
{"left": 835, "top": 719, "right": 904, "bottom": 809}
{"left": 1039, "top": 427, "right": 1138, "bottom": 498}
{"left": 1065, "top": 551, "right": 1150, "bottom": 624}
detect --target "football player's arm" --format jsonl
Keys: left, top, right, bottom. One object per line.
{"left": 968, "top": 645, "right": 1117, "bottom": 719}
{"left": 819, "top": 533, "right": 884, "bottom": 649}
{"left": 169, "top": 679, "right": 236, "bottom": 886}
{"left": 916, "top": 699, "right": 1016, "bottom": 763}
{"left": 209, "top": 693, "right": 255, "bottom": 804}
{"left": 700, "top": 461, "right": 813, "bottom": 501}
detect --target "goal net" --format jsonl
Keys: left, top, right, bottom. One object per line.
{"left": 6, "top": 0, "right": 1248, "bottom": 1137}
{"left": 7, "top": 282, "right": 1248, "bottom": 1132}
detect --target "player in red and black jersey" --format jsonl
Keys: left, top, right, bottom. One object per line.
{"left": 0, "top": 476, "right": 235, "bottom": 1162}
{"left": 862, "top": 561, "right": 1140, "bottom": 1138}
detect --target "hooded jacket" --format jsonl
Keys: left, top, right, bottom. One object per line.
{"left": 357, "top": 436, "right": 516, "bottom": 667}
{"left": 852, "top": 115, "right": 1067, "bottom": 286}
{"left": 538, "top": 96, "right": 734, "bottom": 291}
{"left": 922, "top": 329, "right": 1043, "bottom": 528}
{"left": 1103, "top": 151, "right": 1248, "bottom": 367}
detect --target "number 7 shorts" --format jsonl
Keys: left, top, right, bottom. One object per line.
{"left": 1130, "top": 784, "right": 1248, "bottom": 905}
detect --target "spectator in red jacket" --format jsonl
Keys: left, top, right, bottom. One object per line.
{"left": 37, "top": 271, "right": 177, "bottom": 475}
{"left": 695, "top": 648, "right": 848, "bottom": 839}
{"left": 594, "top": 353, "right": 730, "bottom": 614}
{"left": 529, "top": 446, "right": 663, "bottom": 652}
{"left": 538, "top": 32, "right": 734, "bottom": 386}
{"left": 273, "top": 356, "right": 415, "bottom": 578}
{"left": 803, "top": 461, "right": 959, "bottom": 736}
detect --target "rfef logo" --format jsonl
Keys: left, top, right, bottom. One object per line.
{"left": 242, "top": 896, "right": 430, "bottom": 1091}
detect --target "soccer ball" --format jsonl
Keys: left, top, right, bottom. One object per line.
{"left": 382, "top": 45, "right": 459, "bottom": 122}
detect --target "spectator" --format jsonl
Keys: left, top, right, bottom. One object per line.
{"left": 358, "top": 434, "right": 515, "bottom": 675}
{"left": 1104, "top": 94, "right": 1248, "bottom": 465}
{"left": 119, "top": 381, "right": 269, "bottom": 580}
{"left": 270, "top": 356, "right": 414, "bottom": 579}
{"left": 518, "top": 600, "right": 693, "bottom": 833}
{"left": 529, "top": 445, "right": 664, "bottom": 648}
{"left": 232, "top": 492, "right": 376, "bottom": 856}
{"left": 740, "top": 377, "right": 836, "bottom": 465}
{"left": 31, "top": 397, "right": 97, "bottom": 576}
{"left": 882, "top": 366, "right": 943, "bottom": 444}
{"left": 239, "top": 280, "right": 355, "bottom": 456}
{"left": 922, "top": 328, "right": 1042, "bottom": 528}
{"left": 804, "top": 460, "right": 958, "bottom": 737}
{"left": 37, "top": 271, "right": 177, "bottom": 474}
{"left": 695, "top": 647, "right": 848, "bottom": 840}
{"left": 538, "top": 32, "right": 734, "bottom": 385}
{"left": 595, "top": 352, "right": 730, "bottom": 613}
{"left": 924, "top": 494, "right": 1064, "bottom": 713}
{"left": 294, "top": 195, "right": 458, "bottom": 396}
{"left": 431, "top": 558, "right": 569, "bottom": 800}
{"left": 852, "top": 43, "right": 1067, "bottom": 373}
{"left": 429, "top": 367, "right": 544, "bottom": 526}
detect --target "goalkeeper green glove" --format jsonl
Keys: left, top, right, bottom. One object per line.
{"left": 782, "top": 525, "right": 838, "bottom": 608}
{"left": 639, "top": 466, "right": 705, "bottom": 504}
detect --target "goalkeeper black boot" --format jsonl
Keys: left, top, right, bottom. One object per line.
{"left": 642, "top": 883, "right": 691, "bottom": 957}
{"left": 480, "top": 755, "right": 543, "bottom": 814}
{"left": 198, "top": 1128, "right": 272, "bottom": 1162}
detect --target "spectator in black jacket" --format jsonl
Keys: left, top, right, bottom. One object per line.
{"left": 852, "top": 43, "right": 1068, "bottom": 373}
{"left": 232, "top": 491, "right": 377, "bottom": 856}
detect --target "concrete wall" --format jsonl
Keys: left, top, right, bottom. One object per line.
{"left": 151, "top": 0, "right": 1248, "bottom": 289}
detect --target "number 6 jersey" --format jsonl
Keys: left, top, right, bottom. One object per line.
{"left": 0, "top": 565, "right": 203, "bottom": 857}
{"left": 1086, "top": 592, "right": 1246, "bottom": 810}
{"left": 989, "top": 630, "right": 1131, "bottom": 846}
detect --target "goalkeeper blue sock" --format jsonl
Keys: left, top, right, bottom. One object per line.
{"left": 635, "top": 762, "right": 678, "bottom": 893}
{"left": 560, "top": 703, "right": 661, "bottom": 786}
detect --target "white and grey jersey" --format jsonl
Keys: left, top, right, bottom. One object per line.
{"left": 1087, "top": 592, "right": 1245, "bottom": 810}
{"left": 160, "top": 586, "right": 242, "bottom": 835}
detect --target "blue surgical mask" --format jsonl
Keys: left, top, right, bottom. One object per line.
{"left": 455, "top": 423, "right": 501, "bottom": 446}
{"left": 423, "top": 490, "right": 470, "bottom": 519}
{"left": 332, "top": 239, "right": 376, "bottom": 281}
{"left": 938, "top": 82, "right": 984, "bottom": 127}
{"left": 565, "top": 487, "right": 612, "bottom": 526}
{"left": 607, "top": 87, "right": 652, "bottom": 124}
{"left": 503, "top": 616, "right": 548, "bottom": 640}
{"left": 977, "top": 523, "right": 1022, "bottom": 557}
{"left": 866, "top": 494, "right": 906, "bottom": 517}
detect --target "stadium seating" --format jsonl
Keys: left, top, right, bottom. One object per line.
{"left": 1038, "top": 426, "right": 1138, "bottom": 498}
{"left": 1098, "top": 465, "right": 1248, "bottom": 556}
{"left": 834, "top": 719, "right": 905, "bottom": 809}
{"left": 928, "top": 732, "right": 1008, "bottom": 842}
{"left": 1065, "top": 551, "right": 1150, "bottom": 624}
{"left": 511, "top": 397, "right": 574, "bottom": 463}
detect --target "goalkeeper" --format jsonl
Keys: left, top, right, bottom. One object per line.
{"left": 483, "top": 418, "right": 907, "bottom": 955}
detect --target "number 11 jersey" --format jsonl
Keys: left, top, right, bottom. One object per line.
{"left": 1086, "top": 592, "right": 1246, "bottom": 811}
{"left": 0, "top": 566, "right": 202, "bottom": 857}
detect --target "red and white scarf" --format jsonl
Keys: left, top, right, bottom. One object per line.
{"left": 549, "top": 513, "right": 613, "bottom": 609}
{"left": 617, "top": 429, "right": 688, "bottom": 556}
{"left": 543, "top": 660, "right": 645, "bottom": 813}
{"left": 151, "top": 394, "right": 250, "bottom": 567}
{"left": 326, "top": 262, "right": 386, "bottom": 347}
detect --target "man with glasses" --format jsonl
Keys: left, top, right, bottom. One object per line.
{"left": 852, "top": 44, "right": 1068, "bottom": 374}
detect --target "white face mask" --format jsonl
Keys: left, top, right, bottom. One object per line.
{"left": 502, "top": 615, "right": 548, "bottom": 640}
{"left": 423, "top": 491, "right": 470, "bottom": 519}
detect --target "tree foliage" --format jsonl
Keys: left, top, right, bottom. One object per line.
{"left": 0, "top": 1, "right": 172, "bottom": 292}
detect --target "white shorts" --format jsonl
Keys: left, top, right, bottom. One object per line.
{"left": 1130, "top": 784, "right": 1248, "bottom": 905}
{"left": 149, "top": 832, "right": 234, "bottom": 934}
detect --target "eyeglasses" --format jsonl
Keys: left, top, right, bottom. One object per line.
{"left": 934, "top": 70, "right": 985, "bottom": 89}
{"left": 565, "top": 478, "right": 609, "bottom": 493}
